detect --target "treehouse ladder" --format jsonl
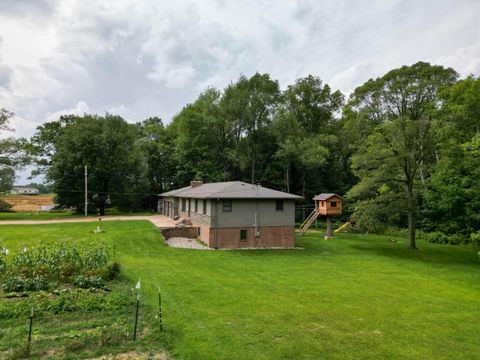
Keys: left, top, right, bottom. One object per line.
{"left": 300, "top": 209, "right": 320, "bottom": 236}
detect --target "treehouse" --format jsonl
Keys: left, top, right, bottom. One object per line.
{"left": 300, "top": 193, "right": 344, "bottom": 238}
{"left": 314, "top": 193, "right": 343, "bottom": 216}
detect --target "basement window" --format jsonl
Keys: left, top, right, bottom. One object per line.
{"left": 240, "top": 229, "right": 247, "bottom": 241}
{"left": 275, "top": 200, "right": 284, "bottom": 211}
{"left": 223, "top": 200, "right": 232, "bottom": 212}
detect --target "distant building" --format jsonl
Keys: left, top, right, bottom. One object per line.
{"left": 10, "top": 187, "right": 39, "bottom": 195}
{"left": 159, "top": 181, "right": 302, "bottom": 249}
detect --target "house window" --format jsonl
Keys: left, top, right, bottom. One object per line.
{"left": 321, "top": 201, "right": 325, "bottom": 207}
{"left": 330, "top": 201, "right": 337, "bottom": 207}
{"left": 240, "top": 229, "right": 247, "bottom": 241}
{"left": 223, "top": 200, "right": 232, "bottom": 212}
{"left": 275, "top": 200, "right": 284, "bottom": 211}
{"left": 202, "top": 200, "right": 207, "bottom": 214}
{"left": 194, "top": 199, "right": 198, "bottom": 213}
{"left": 181, "top": 198, "right": 186, "bottom": 212}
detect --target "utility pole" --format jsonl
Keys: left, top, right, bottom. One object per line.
{"left": 84, "top": 165, "right": 88, "bottom": 217}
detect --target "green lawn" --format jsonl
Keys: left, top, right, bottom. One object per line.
{"left": 0, "top": 211, "right": 158, "bottom": 221}
{"left": 1, "top": 221, "right": 479, "bottom": 359}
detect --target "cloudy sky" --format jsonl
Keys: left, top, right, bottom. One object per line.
{"left": 1, "top": 0, "right": 479, "bottom": 181}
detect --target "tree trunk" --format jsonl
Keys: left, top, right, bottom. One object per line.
{"left": 302, "top": 177, "right": 306, "bottom": 221}
{"left": 99, "top": 202, "right": 105, "bottom": 216}
{"left": 251, "top": 155, "right": 255, "bottom": 185}
{"left": 406, "top": 185, "right": 417, "bottom": 249}
{"left": 285, "top": 165, "right": 290, "bottom": 193}
{"left": 325, "top": 216, "right": 333, "bottom": 238}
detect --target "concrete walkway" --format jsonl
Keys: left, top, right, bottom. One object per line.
{"left": 0, "top": 215, "right": 177, "bottom": 228}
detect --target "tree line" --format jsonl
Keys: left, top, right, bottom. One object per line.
{"left": 1, "top": 61, "right": 479, "bottom": 248}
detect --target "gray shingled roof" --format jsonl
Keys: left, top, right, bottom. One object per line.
{"left": 160, "top": 181, "right": 302, "bottom": 200}
{"left": 313, "top": 193, "right": 344, "bottom": 201}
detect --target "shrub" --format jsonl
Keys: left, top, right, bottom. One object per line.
{"left": 3, "top": 276, "right": 25, "bottom": 292}
{"left": 73, "top": 275, "right": 104, "bottom": 289}
{"left": 423, "top": 231, "right": 469, "bottom": 245}
{"left": 470, "top": 231, "right": 480, "bottom": 246}
{"left": 2, "top": 275, "right": 49, "bottom": 292}
{"left": 24, "top": 276, "right": 50, "bottom": 291}
{"left": 0, "top": 199, "right": 12, "bottom": 211}
{"left": 425, "top": 231, "right": 449, "bottom": 244}
{"left": 98, "top": 261, "right": 121, "bottom": 281}
{"left": 0, "top": 256, "right": 5, "bottom": 274}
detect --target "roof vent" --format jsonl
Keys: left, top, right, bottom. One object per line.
{"left": 190, "top": 180, "right": 203, "bottom": 188}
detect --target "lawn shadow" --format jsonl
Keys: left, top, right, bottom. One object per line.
{"left": 348, "top": 241, "right": 479, "bottom": 268}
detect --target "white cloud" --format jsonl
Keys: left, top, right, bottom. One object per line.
{"left": 0, "top": 0, "right": 479, "bottom": 149}
{"left": 107, "top": 103, "right": 128, "bottom": 117}
{"left": 44, "top": 100, "right": 90, "bottom": 123}
{"left": 436, "top": 36, "right": 480, "bottom": 76}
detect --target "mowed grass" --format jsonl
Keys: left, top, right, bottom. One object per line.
{"left": 0, "top": 221, "right": 479, "bottom": 359}
{"left": 0, "top": 211, "right": 158, "bottom": 221}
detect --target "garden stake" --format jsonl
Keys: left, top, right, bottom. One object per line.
{"left": 133, "top": 293, "right": 140, "bottom": 341}
{"left": 27, "top": 306, "right": 34, "bottom": 357}
{"left": 158, "top": 286, "right": 163, "bottom": 332}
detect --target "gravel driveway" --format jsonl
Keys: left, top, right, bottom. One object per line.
{"left": 166, "top": 237, "right": 212, "bottom": 250}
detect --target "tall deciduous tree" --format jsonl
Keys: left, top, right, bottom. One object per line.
{"left": 172, "top": 88, "right": 232, "bottom": 184}
{"left": 220, "top": 73, "right": 280, "bottom": 184}
{"left": 0, "top": 108, "right": 29, "bottom": 192}
{"left": 423, "top": 76, "right": 480, "bottom": 236}
{"left": 275, "top": 76, "right": 343, "bottom": 196}
{"left": 137, "top": 116, "right": 176, "bottom": 207}
{"left": 41, "top": 114, "right": 146, "bottom": 215}
{"left": 347, "top": 62, "right": 458, "bottom": 248}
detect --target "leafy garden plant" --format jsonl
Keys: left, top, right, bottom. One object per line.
{"left": 1, "top": 242, "right": 120, "bottom": 294}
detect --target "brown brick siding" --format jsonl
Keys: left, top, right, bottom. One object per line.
{"left": 207, "top": 226, "right": 295, "bottom": 249}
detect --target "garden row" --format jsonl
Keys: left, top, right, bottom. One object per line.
{"left": 0, "top": 242, "right": 120, "bottom": 295}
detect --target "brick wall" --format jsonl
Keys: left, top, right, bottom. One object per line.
{"left": 210, "top": 226, "right": 295, "bottom": 249}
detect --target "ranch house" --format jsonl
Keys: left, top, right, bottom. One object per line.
{"left": 158, "top": 181, "right": 302, "bottom": 249}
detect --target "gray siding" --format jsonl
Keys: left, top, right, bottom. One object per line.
{"left": 167, "top": 197, "right": 295, "bottom": 228}
{"left": 214, "top": 199, "right": 295, "bottom": 228}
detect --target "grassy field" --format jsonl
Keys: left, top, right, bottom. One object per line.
{"left": 0, "top": 221, "right": 479, "bottom": 359}
{"left": 0, "top": 211, "right": 158, "bottom": 221}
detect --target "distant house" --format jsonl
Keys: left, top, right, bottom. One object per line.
{"left": 158, "top": 181, "right": 302, "bottom": 249}
{"left": 10, "top": 187, "right": 39, "bottom": 195}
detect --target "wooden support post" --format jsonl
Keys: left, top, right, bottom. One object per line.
{"left": 325, "top": 216, "right": 333, "bottom": 240}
